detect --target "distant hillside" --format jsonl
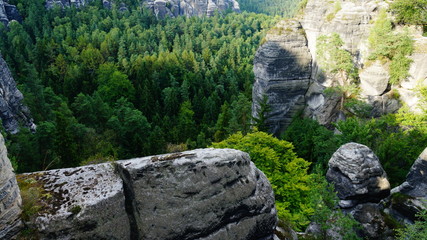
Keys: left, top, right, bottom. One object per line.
{"left": 238, "top": 0, "right": 302, "bottom": 17}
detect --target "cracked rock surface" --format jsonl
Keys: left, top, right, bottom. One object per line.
{"left": 19, "top": 148, "right": 277, "bottom": 239}
{"left": 0, "top": 133, "right": 22, "bottom": 239}
{"left": 326, "top": 142, "right": 390, "bottom": 205}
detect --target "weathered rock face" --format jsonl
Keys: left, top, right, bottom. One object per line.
{"left": 0, "top": 0, "right": 22, "bottom": 25}
{"left": 389, "top": 147, "right": 427, "bottom": 223}
{"left": 252, "top": 20, "right": 312, "bottom": 135}
{"left": 0, "top": 54, "right": 35, "bottom": 133}
{"left": 21, "top": 163, "right": 130, "bottom": 239}
{"left": 120, "top": 149, "right": 276, "bottom": 240}
{"left": 145, "top": 0, "right": 240, "bottom": 18}
{"left": 326, "top": 142, "right": 394, "bottom": 239}
{"left": 21, "top": 148, "right": 277, "bottom": 239}
{"left": 0, "top": 133, "right": 22, "bottom": 239}
{"left": 326, "top": 143, "right": 391, "bottom": 206}
{"left": 398, "top": 37, "right": 427, "bottom": 113}
{"left": 45, "top": 0, "right": 90, "bottom": 9}
{"left": 350, "top": 203, "right": 393, "bottom": 239}
{"left": 359, "top": 61, "right": 390, "bottom": 96}
{"left": 393, "top": 147, "right": 427, "bottom": 198}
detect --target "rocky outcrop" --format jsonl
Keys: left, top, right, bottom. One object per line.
{"left": 359, "top": 61, "right": 390, "bottom": 96}
{"left": 326, "top": 143, "right": 390, "bottom": 208}
{"left": 0, "top": 134, "right": 22, "bottom": 239}
{"left": 393, "top": 147, "right": 427, "bottom": 198}
{"left": 252, "top": 20, "right": 312, "bottom": 135}
{"left": 145, "top": 0, "right": 240, "bottom": 18}
{"left": 326, "top": 143, "right": 393, "bottom": 239}
{"left": 389, "top": 147, "right": 427, "bottom": 223}
{"left": 21, "top": 163, "right": 130, "bottom": 239}
{"left": 398, "top": 36, "right": 427, "bottom": 113}
{"left": 252, "top": 0, "right": 427, "bottom": 135}
{"left": 45, "top": 0, "right": 90, "bottom": 9}
{"left": 0, "top": 0, "right": 22, "bottom": 25}
{"left": 20, "top": 148, "right": 277, "bottom": 239}
{"left": 0, "top": 54, "right": 35, "bottom": 133}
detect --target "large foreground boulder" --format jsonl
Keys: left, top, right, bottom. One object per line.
{"left": 116, "top": 148, "right": 277, "bottom": 240}
{"left": 19, "top": 163, "right": 130, "bottom": 239}
{"left": 0, "top": 134, "right": 22, "bottom": 239}
{"left": 20, "top": 148, "right": 277, "bottom": 239}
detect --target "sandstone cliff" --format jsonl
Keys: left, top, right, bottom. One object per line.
{"left": 0, "top": 0, "right": 21, "bottom": 25}
{"left": 44, "top": 0, "right": 239, "bottom": 17}
{"left": 389, "top": 147, "right": 427, "bottom": 224}
{"left": 0, "top": 54, "right": 35, "bottom": 133}
{"left": 252, "top": 0, "right": 427, "bottom": 133}
{"left": 14, "top": 148, "right": 277, "bottom": 239}
{"left": 0, "top": 133, "right": 22, "bottom": 239}
{"left": 146, "top": 0, "right": 240, "bottom": 18}
{"left": 252, "top": 20, "right": 311, "bottom": 135}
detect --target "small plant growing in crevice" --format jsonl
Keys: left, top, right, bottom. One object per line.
{"left": 69, "top": 205, "right": 82, "bottom": 215}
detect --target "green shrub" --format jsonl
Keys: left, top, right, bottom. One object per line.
{"left": 282, "top": 117, "right": 342, "bottom": 172}
{"left": 368, "top": 9, "right": 414, "bottom": 84}
{"left": 397, "top": 210, "right": 427, "bottom": 240}
{"left": 212, "top": 131, "right": 314, "bottom": 230}
{"left": 390, "top": 0, "right": 427, "bottom": 26}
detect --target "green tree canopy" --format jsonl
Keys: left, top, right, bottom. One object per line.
{"left": 390, "top": 0, "right": 427, "bottom": 26}
{"left": 212, "top": 131, "right": 314, "bottom": 230}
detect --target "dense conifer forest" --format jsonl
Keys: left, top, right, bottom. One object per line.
{"left": 0, "top": 0, "right": 277, "bottom": 172}
{"left": 1, "top": 0, "right": 427, "bottom": 235}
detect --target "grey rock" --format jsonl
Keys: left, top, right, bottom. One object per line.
{"left": 22, "top": 163, "right": 130, "bottom": 240}
{"left": 0, "top": 54, "right": 35, "bottom": 133}
{"left": 0, "top": 133, "right": 22, "bottom": 239}
{"left": 389, "top": 148, "right": 427, "bottom": 222}
{"left": 298, "top": 0, "right": 391, "bottom": 126}
{"left": 0, "top": 0, "right": 21, "bottom": 25}
{"left": 102, "top": 0, "right": 112, "bottom": 9}
{"left": 349, "top": 203, "right": 393, "bottom": 239}
{"left": 304, "top": 81, "right": 342, "bottom": 126}
{"left": 24, "top": 148, "right": 277, "bottom": 239}
{"left": 399, "top": 48, "right": 427, "bottom": 113}
{"left": 393, "top": 147, "right": 427, "bottom": 197}
{"left": 366, "top": 95, "right": 400, "bottom": 117}
{"left": 360, "top": 61, "right": 390, "bottom": 96}
{"left": 0, "top": 0, "right": 7, "bottom": 25}
{"left": 252, "top": 20, "right": 312, "bottom": 135}
{"left": 326, "top": 143, "right": 390, "bottom": 203}
{"left": 146, "top": 0, "right": 239, "bottom": 18}
{"left": 45, "top": 0, "right": 113, "bottom": 9}
{"left": 117, "top": 148, "right": 277, "bottom": 240}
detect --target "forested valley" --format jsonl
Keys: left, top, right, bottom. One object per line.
{"left": 1, "top": 0, "right": 427, "bottom": 236}
{"left": 0, "top": 0, "right": 279, "bottom": 172}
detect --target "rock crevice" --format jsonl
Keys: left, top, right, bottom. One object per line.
{"left": 15, "top": 148, "right": 277, "bottom": 239}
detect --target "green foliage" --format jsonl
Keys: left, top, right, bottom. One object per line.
{"left": 253, "top": 94, "right": 272, "bottom": 132}
{"left": 317, "top": 33, "right": 357, "bottom": 81}
{"left": 212, "top": 131, "right": 314, "bottom": 230}
{"left": 282, "top": 117, "right": 342, "bottom": 172}
{"left": 326, "top": 1, "right": 342, "bottom": 22}
{"left": 397, "top": 210, "right": 427, "bottom": 240}
{"left": 0, "top": 2, "right": 276, "bottom": 172}
{"left": 368, "top": 9, "right": 414, "bottom": 84}
{"left": 390, "top": 0, "right": 427, "bottom": 26}
{"left": 238, "top": 0, "right": 303, "bottom": 17}
{"left": 282, "top": 115, "right": 427, "bottom": 187}
{"left": 308, "top": 175, "right": 361, "bottom": 240}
